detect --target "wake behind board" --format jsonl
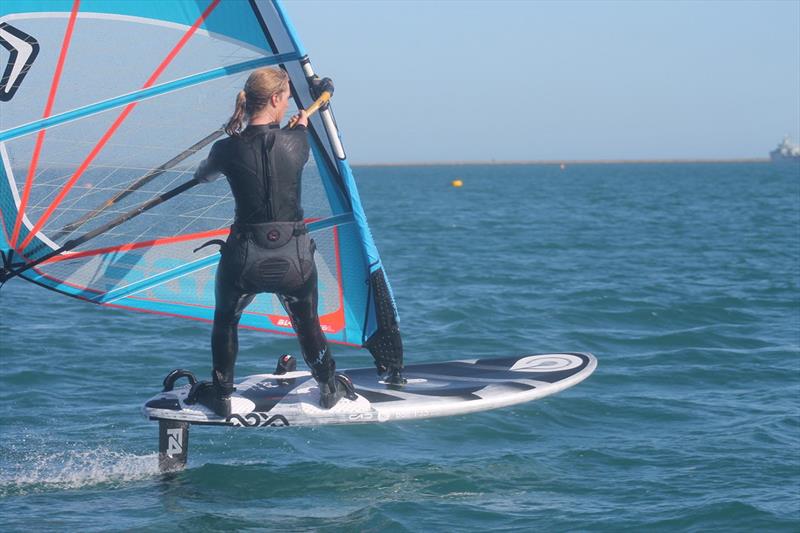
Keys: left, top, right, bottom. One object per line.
{"left": 144, "top": 353, "right": 597, "bottom": 428}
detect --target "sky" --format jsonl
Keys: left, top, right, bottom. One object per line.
{"left": 284, "top": 0, "right": 800, "bottom": 164}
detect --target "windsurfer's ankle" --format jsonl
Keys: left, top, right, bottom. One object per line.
{"left": 211, "top": 369, "right": 235, "bottom": 397}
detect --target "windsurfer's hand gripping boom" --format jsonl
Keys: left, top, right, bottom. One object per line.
{"left": 287, "top": 78, "right": 331, "bottom": 128}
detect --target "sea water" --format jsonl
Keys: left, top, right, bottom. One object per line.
{"left": 1, "top": 162, "right": 798, "bottom": 531}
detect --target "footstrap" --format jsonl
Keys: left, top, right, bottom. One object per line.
{"left": 185, "top": 381, "right": 213, "bottom": 405}
{"left": 336, "top": 373, "right": 358, "bottom": 401}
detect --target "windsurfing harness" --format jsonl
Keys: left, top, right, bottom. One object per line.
{"left": 0, "top": 0, "right": 403, "bottom": 373}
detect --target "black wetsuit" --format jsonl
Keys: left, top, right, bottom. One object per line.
{"left": 195, "top": 123, "right": 335, "bottom": 396}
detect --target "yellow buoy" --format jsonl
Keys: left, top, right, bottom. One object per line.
{"left": 451, "top": 179, "right": 463, "bottom": 187}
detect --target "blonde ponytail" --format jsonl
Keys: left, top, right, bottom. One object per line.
{"left": 224, "top": 68, "right": 290, "bottom": 136}
{"left": 224, "top": 90, "right": 248, "bottom": 136}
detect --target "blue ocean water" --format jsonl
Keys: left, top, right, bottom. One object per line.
{"left": 1, "top": 162, "right": 798, "bottom": 531}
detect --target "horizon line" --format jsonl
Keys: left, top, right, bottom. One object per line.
{"left": 351, "top": 157, "right": 771, "bottom": 168}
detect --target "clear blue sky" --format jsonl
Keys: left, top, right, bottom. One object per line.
{"left": 285, "top": 0, "right": 800, "bottom": 164}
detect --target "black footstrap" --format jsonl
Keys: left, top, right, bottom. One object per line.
{"left": 162, "top": 369, "right": 197, "bottom": 392}
{"left": 185, "top": 381, "right": 212, "bottom": 405}
{"left": 336, "top": 373, "right": 358, "bottom": 401}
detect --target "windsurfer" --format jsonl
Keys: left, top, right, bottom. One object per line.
{"left": 189, "top": 67, "right": 355, "bottom": 416}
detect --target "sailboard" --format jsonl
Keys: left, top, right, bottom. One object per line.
{"left": 146, "top": 352, "right": 596, "bottom": 471}
{"left": 144, "top": 353, "right": 597, "bottom": 427}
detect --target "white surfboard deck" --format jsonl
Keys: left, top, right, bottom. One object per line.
{"left": 143, "top": 353, "right": 597, "bottom": 428}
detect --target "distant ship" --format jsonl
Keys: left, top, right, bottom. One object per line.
{"left": 769, "top": 136, "right": 800, "bottom": 163}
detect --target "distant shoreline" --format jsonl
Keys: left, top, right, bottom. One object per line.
{"left": 353, "top": 158, "right": 770, "bottom": 168}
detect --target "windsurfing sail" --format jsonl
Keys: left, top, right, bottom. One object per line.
{"left": 0, "top": 0, "right": 402, "bottom": 361}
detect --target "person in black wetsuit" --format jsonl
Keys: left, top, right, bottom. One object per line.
{"left": 189, "top": 67, "right": 356, "bottom": 416}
